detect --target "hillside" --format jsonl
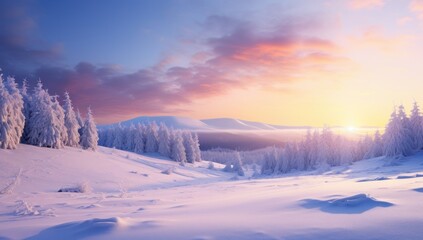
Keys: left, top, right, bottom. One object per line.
{"left": 1, "top": 145, "right": 423, "bottom": 239}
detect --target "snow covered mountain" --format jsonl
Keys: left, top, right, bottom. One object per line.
{"left": 2, "top": 144, "right": 423, "bottom": 239}
{"left": 104, "top": 116, "right": 309, "bottom": 131}
{"left": 107, "top": 116, "right": 212, "bottom": 130}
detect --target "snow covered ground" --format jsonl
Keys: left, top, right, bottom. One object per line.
{"left": 1, "top": 145, "right": 423, "bottom": 239}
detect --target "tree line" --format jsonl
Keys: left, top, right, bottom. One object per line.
{"left": 98, "top": 122, "right": 202, "bottom": 164}
{"left": 261, "top": 102, "right": 423, "bottom": 175}
{"left": 0, "top": 73, "right": 98, "bottom": 150}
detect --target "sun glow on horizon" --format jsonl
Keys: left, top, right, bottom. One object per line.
{"left": 346, "top": 126, "right": 357, "bottom": 132}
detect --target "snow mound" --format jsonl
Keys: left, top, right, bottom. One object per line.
{"left": 26, "top": 217, "right": 129, "bottom": 240}
{"left": 300, "top": 194, "right": 393, "bottom": 214}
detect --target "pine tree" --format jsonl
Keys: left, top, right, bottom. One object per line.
{"left": 383, "top": 107, "right": 413, "bottom": 157}
{"left": 409, "top": 102, "right": 423, "bottom": 150}
{"left": 20, "top": 79, "right": 32, "bottom": 143}
{"left": 170, "top": 130, "right": 186, "bottom": 164}
{"left": 80, "top": 107, "right": 99, "bottom": 150}
{"left": 112, "top": 124, "right": 124, "bottom": 149}
{"left": 0, "top": 76, "right": 25, "bottom": 149}
{"left": 182, "top": 131, "right": 196, "bottom": 163}
{"left": 397, "top": 104, "right": 414, "bottom": 156}
{"left": 133, "top": 123, "right": 145, "bottom": 154}
{"left": 318, "top": 126, "right": 334, "bottom": 167}
{"left": 123, "top": 124, "right": 136, "bottom": 151}
{"left": 27, "top": 81, "right": 63, "bottom": 148}
{"left": 75, "top": 108, "right": 84, "bottom": 137}
{"left": 369, "top": 130, "right": 383, "bottom": 158}
{"left": 62, "top": 92, "right": 80, "bottom": 147}
{"left": 192, "top": 132, "right": 202, "bottom": 162}
{"left": 158, "top": 123, "right": 171, "bottom": 157}
{"left": 0, "top": 75, "right": 12, "bottom": 149}
{"left": 145, "top": 122, "right": 158, "bottom": 152}
{"left": 232, "top": 151, "right": 245, "bottom": 176}
{"left": 261, "top": 147, "right": 279, "bottom": 175}
{"left": 51, "top": 95, "right": 68, "bottom": 145}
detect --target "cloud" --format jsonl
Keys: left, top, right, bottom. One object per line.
{"left": 347, "top": 0, "right": 385, "bottom": 9}
{"left": 349, "top": 27, "right": 415, "bottom": 52}
{"left": 397, "top": 16, "right": 413, "bottom": 25}
{"left": 30, "top": 62, "right": 189, "bottom": 122}
{"left": 410, "top": 0, "right": 423, "bottom": 19}
{"left": 0, "top": 1, "right": 61, "bottom": 74}
{"left": 0, "top": 2, "right": 353, "bottom": 123}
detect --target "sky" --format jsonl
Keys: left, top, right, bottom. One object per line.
{"left": 1, "top": 0, "right": 423, "bottom": 127}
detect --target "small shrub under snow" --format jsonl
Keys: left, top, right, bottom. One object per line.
{"left": 58, "top": 182, "right": 92, "bottom": 193}
{"left": 161, "top": 167, "right": 175, "bottom": 175}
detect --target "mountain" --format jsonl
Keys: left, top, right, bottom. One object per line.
{"left": 201, "top": 118, "right": 262, "bottom": 130}
{"left": 105, "top": 116, "right": 212, "bottom": 130}
{"left": 103, "top": 116, "right": 309, "bottom": 131}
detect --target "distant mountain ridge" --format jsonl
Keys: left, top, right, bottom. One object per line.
{"left": 101, "top": 116, "right": 310, "bottom": 131}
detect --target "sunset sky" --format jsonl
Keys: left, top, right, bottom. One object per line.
{"left": 1, "top": 0, "right": 423, "bottom": 127}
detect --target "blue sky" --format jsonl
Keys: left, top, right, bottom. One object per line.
{"left": 2, "top": 0, "right": 423, "bottom": 126}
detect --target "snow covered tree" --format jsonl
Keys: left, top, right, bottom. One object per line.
{"left": 123, "top": 124, "right": 136, "bottom": 151}
{"left": 296, "top": 141, "right": 307, "bottom": 170}
{"left": 0, "top": 76, "right": 25, "bottom": 149}
{"left": 62, "top": 92, "right": 80, "bottom": 147}
{"left": 397, "top": 105, "right": 414, "bottom": 155}
{"left": 51, "top": 95, "right": 67, "bottom": 145}
{"left": 261, "top": 147, "right": 279, "bottom": 175}
{"left": 170, "top": 130, "right": 186, "bottom": 164}
{"left": 104, "top": 127, "right": 115, "bottom": 147}
{"left": 339, "top": 137, "right": 354, "bottom": 164}
{"left": 232, "top": 151, "right": 245, "bottom": 176}
{"left": 145, "top": 122, "right": 158, "bottom": 152}
{"left": 133, "top": 123, "right": 145, "bottom": 154}
{"left": 317, "top": 126, "right": 334, "bottom": 167}
{"left": 27, "top": 81, "right": 63, "bottom": 148}
{"left": 20, "top": 79, "right": 32, "bottom": 143}
{"left": 368, "top": 130, "right": 383, "bottom": 158}
{"left": 182, "top": 131, "right": 196, "bottom": 163}
{"left": 75, "top": 108, "right": 84, "bottom": 137}
{"left": 192, "top": 132, "right": 202, "bottom": 162}
{"left": 409, "top": 102, "right": 423, "bottom": 150}
{"left": 112, "top": 124, "right": 124, "bottom": 149}
{"left": 383, "top": 107, "right": 413, "bottom": 157}
{"left": 157, "top": 123, "right": 171, "bottom": 157}
{"left": 80, "top": 107, "right": 98, "bottom": 150}
{"left": 358, "top": 135, "right": 373, "bottom": 160}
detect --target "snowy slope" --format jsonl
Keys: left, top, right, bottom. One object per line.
{"left": 1, "top": 145, "right": 423, "bottom": 239}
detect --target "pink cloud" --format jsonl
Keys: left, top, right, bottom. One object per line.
{"left": 397, "top": 16, "right": 413, "bottom": 25}
{"left": 15, "top": 15, "right": 354, "bottom": 124}
{"left": 410, "top": 0, "right": 423, "bottom": 19}
{"left": 348, "top": 0, "right": 385, "bottom": 9}
{"left": 349, "top": 27, "right": 415, "bottom": 52}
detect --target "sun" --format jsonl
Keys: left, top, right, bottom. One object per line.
{"left": 346, "top": 126, "right": 356, "bottom": 132}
